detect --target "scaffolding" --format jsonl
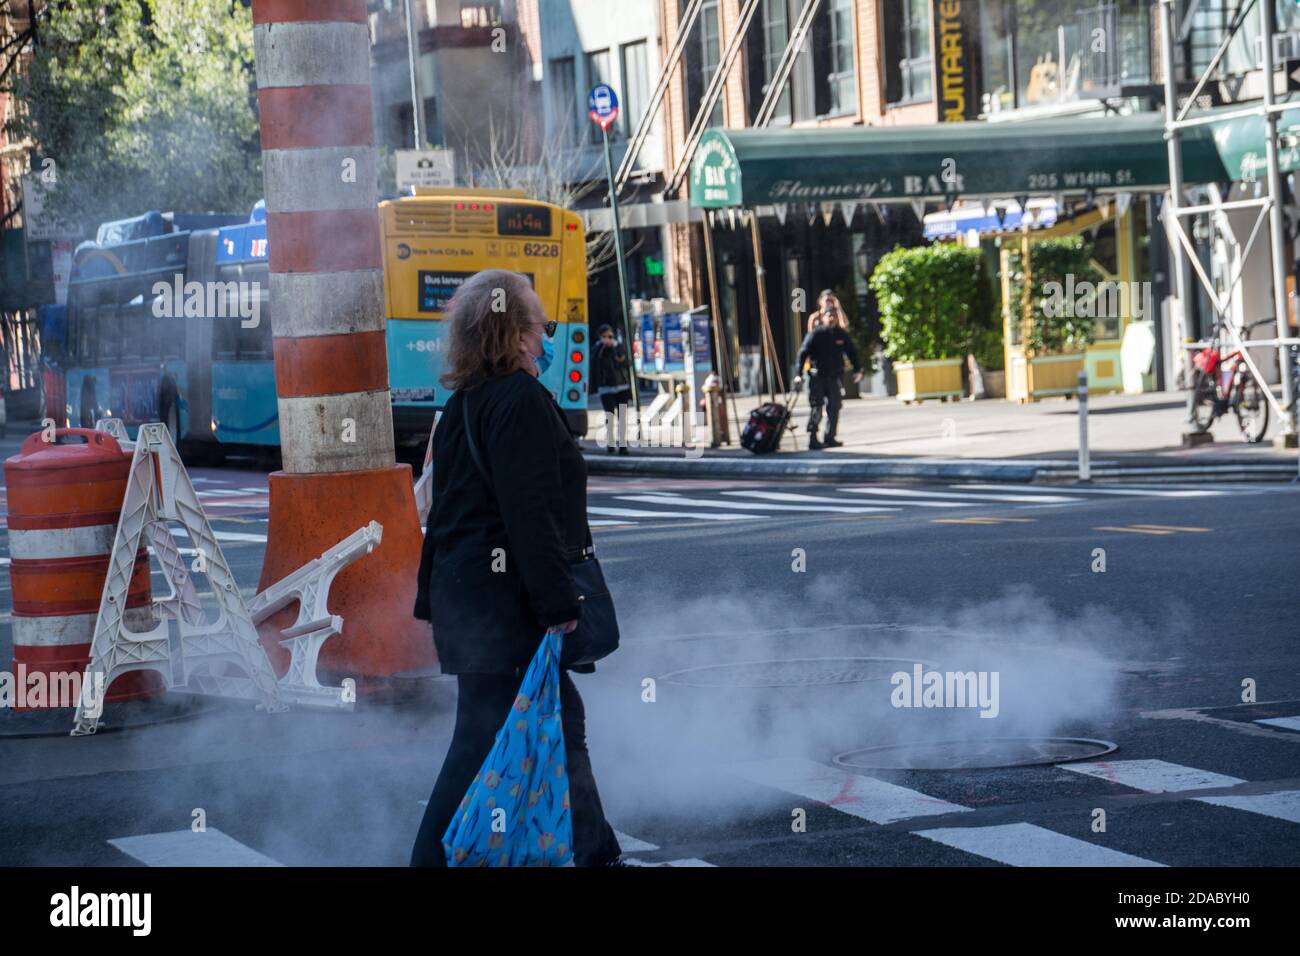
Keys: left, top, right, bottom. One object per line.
{"left": 1159, "top": 0, "right": 1300, "bottom": 466}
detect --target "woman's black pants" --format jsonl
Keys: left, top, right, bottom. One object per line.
{"left": 410, "top": 670, "right": 622, "bottom": 866}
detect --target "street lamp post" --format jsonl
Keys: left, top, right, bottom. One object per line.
{"left": 589, "top": 83, "right": 641, "bottom": 420}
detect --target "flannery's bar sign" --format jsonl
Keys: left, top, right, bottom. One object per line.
{"left": 934, "top": 0, "right": 982, "bottom": 122}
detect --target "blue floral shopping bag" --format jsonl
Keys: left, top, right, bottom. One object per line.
{"left": 443, "top": 628, "right": 574, "bottom": 866}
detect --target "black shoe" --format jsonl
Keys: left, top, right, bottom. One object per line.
{"left": 808, "top": 436, "right": 824, "bottom": 451}
{"left": 605, "top": 446, "right": 616, "bottom": 454}
{"left": 618, "top": 446, "right": 630, "bottom": 456}
{"left": 822, "top": 438, "right": 843, "bottom": 448}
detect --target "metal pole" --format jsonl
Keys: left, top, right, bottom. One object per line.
{"left": 602, "top": 125, "right": 641, "bottom": 420}
{"left": 1160, "top": 0, "right": 1196, "bottom": 423}
{"left": 700, "top": 214, "right": 743, "bottom": 443}
{"left": 403, "top": 0, "right": 424, "bottom": 148}
{"left": 1077, "top": 370, "right": 1091, "bottom": 483}
{"left": 1259, "top": 0, "right": 1298, "bottom": 444}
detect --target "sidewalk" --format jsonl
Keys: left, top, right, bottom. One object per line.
{"left": 581, "top": 389, "right": 1300, "bottom": 483}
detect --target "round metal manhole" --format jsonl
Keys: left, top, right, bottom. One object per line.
{"left": 833, "top": 737, "right": 1118, "bottom": 770}
{"left": 659, "top": 657, "right": 933, "bottom": 689}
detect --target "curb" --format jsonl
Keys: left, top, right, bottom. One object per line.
{"left": 584, "top": 453, "right": 1300, "bottom": 484}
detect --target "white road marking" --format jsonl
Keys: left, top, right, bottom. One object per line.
{"left": 618, "top": 494, "right": 897, "bottom": 515}
{"left": 915, "top": 823, "right": 1165, "bottom": 867}
{"left": 109, "top": 828, "right": 284, "bottom": 867}
{"left": 196, "top": 489, "right": 249, "bottom": 497}
{"left": 1256, "top": 716, "right": 1300, "bottom": 733}
{"left": 838, "top": 487, "right": 1081, "bottom": 504}
{"left": 169, "top": 528, "right": 268, "bottom": 544}
{"left": 1059, "top": 759, "right": 1246, "bottom": 793}
{"left": 721, "top": 490, "right": 971, "bottom": 509}
{"left": 1195, "top": 790, "right": 1300, "bottom": 824}
{"left": 730, "top": 757, "right": 970, "bottom": 824}
{"left": 590, "top": 519, "right": 635, "bottom": 527}
{"left": 613, "top": 830, "right": 659, "bottom": 853}
{"left": 962, "top": 483, "right": 1224, "bottom": 498}
{"left": 587, "top": 506, "right": 761, "bottom": 522}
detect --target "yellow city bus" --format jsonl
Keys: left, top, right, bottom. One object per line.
{"left": 379, "top": 187, "right": 590, "bottom": 442}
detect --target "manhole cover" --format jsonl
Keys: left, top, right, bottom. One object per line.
{"left": 833, "top": 737, "right": 1118, "bottom": 770}
{"left": 659, "top": 657, "right": 932, "bottom": 689}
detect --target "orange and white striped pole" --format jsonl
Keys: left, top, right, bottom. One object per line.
{"left": 252, "top": 0, "right": 434, "bottom": 683}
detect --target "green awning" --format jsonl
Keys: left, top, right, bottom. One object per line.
{"left": 690, "top": 111, "right": 1246, "bottom": 209}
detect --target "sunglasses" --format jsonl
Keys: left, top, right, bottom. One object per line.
{"left": 539, "top": 319, "right": 557, "bottom": 338}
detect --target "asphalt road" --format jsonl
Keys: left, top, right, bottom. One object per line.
{"left": 1, "top": 443, "right": 1298, "bottom": 867}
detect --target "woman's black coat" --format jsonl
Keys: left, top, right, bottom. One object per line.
{"left": 412, "top": 370, "right": 591, "bottom": 677}
{"left": 590, "top": 341, "right": 630, "bottom": 390}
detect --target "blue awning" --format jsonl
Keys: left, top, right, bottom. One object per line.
{"left": 923, "top": 200, "right": 1059, "bottom": 240}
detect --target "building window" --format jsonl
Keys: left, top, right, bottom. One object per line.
{"left": 548, "top": 56, "right": 579, "bottom": 148}
{"left": 885, "top": 0, "right": 933, "bottom": 106}
{"left": 586, "top": 48, "right": 614, "bottom": 143}
{"left": 620, "top": 40, "right": 650, "bottom": 138}
{"left": 684, "top": 0, "right": 724, "bottom": 128}
{"left": 748, "top": 0, "right": 792, "bottom": 124}
{"left": 827, "top": 0, "right": 857, "bottom": 114}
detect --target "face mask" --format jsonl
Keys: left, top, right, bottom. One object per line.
{"left": 533, "top": 335, "right": 555, "bottom": 376}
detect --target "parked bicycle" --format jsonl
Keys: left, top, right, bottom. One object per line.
{"left": 1189, "top": 318, "right": 1272, "bottom": 443}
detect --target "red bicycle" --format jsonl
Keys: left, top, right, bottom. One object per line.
{"left": 1190, "top": 318, "right": 1271, "bottom": 443}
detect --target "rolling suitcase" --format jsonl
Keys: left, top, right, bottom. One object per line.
{"left": 740, "top": 381, "right": 802, "bottom": 455}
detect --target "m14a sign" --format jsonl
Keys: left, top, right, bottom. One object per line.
{"left": 934, "top": 0, "right": 982, "bottom": 122}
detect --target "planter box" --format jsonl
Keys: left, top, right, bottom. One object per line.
{"left": 893, "top": 358, "right": 964, "bottom": 403}
{"left": 982, "top": 369, "right": 1006, "bottom": 399}
{"left": 1009, "top": 352, "right": 1086, "bottom": 402}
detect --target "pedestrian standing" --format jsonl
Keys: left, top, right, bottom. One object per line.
{"left": 796, "top": 292, "right": 863, "bottom": 450}
{"left": 591, "top": 324, "right": 632, "bottom": 454}
{"left": 410, "top": 269, "right": 624, "bottom": 868}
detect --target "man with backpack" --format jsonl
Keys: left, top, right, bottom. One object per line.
{"left": 795, "top": 293, "right": 863, "bottom": 450}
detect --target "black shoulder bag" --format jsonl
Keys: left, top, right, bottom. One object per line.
{"left": 462, "top": 389, "right": 620, "bottom": 668}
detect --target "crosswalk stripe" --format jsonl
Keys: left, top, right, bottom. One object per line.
{"left": 1059, "top": 759, "right": 1246, "bottom": 792}
{"left": 618, "top": 494, "right": 898, "bottom": 515}
{"left": 1256, "top": 716, "right": 1300, "bottom": 733}
{"left": 1194, "top": 790, "right": 1300, "bottom": 824}
{"left": 721, "top": 490, "right": 973, "bottom": 509}
{"left": 1093, "top": 525, "right": 1177, "bottom": 535}
{"left": 169, "top": 528, "right": 268, "bottom": 544}
{"left": 839, "top": 487, "right": 1082, "bottom": 504}
{"left": 962, "top": 483, "right": 1224, "bottom": 498}
{"left": 109, "top": 828, "right": 284, "bottom": 867}
{"left": 931, "top": 516, "right": 1036, "bottom": 525}
{"left": 588, "top": 506, "right": 761, "bottom": 522}
{"left": 915, "top": 823, "right": 1165, "bottom": 867}
{"left": 729, "top": 757, "right": 970, "bottom": 824}
{"left": 613, "top": 830, "right": 659, "bottom": 853}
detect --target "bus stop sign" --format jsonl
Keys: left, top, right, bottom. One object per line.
{"left": 588, "top": 84, "right": 619, "bottom": 132}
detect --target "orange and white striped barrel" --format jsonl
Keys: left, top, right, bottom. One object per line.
{"left": 4, "top": 429, "right": 160, "bottom": 708}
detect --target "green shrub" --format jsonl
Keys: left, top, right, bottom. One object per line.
{"left": 869, "top": 244, "right": 991, "bottom": 363}
{"left": 1005, "top": 236, "right": 1101, "bottom": 355}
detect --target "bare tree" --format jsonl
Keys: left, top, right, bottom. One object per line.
{"left": 461, "top": 111, "right": 638, "bottom": 277}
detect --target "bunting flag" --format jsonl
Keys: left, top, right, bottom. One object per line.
{"left": 840, "top": 202, "right": 857, "bottom": 226}
{"left": 773, "top": 203, "right": 789, "bottom": 225}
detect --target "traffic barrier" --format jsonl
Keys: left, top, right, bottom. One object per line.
{"left": 4, "top": 428, "right": 162, "bottom": 708}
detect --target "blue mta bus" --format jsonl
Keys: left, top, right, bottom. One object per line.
{"left": 48, "top": 196, "right": 590, "bottom": 456}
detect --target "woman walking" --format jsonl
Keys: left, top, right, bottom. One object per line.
{"left": 410, "top": 269, "right": 623, "bottom": 867}
{"left": 591, "top": 323, "right": 632, "bottom": 454}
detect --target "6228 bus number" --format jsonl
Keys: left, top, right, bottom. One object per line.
{"left": 524, "top": 243, "right": 559, "bottom": 258}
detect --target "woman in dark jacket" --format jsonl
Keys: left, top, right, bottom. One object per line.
{"left": 410, "top": 269, "right": 623, "bottom": 867}
{"left": 590, "top": 324, "right": 631, "bottom": 454}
